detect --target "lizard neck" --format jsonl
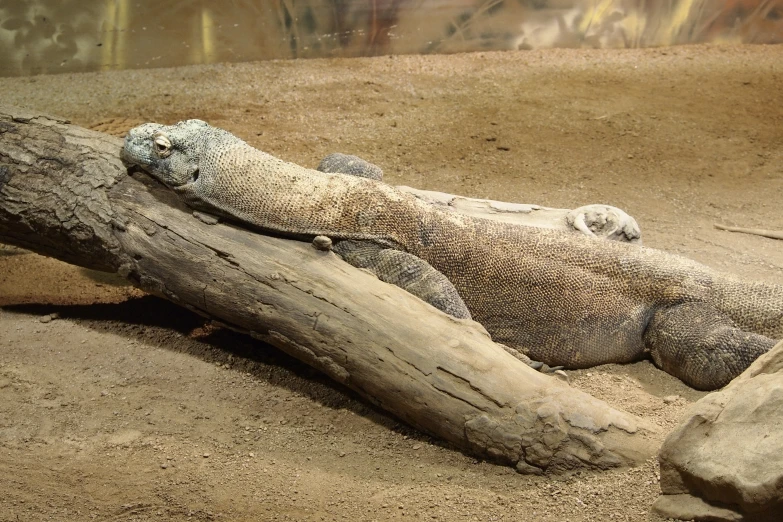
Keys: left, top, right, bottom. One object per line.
{"left": 185, "top": 140, "right": 458, "bottom": 250}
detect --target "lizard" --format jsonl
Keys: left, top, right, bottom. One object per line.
{"left": 121, "top": 119, "right": 783, "bottom": 390}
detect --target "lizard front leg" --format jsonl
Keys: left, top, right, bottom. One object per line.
{"left": 332, "top": 239, "right": 471, "bottom": 320}
{"left": 317, "top": 157, "right": 471, "bottom": 317}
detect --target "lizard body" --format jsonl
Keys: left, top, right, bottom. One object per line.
{"left": 122, "top": 120, "right": 783, "bottom": 390}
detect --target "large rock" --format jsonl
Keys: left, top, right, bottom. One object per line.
{"left": 652, "top": 340, "right": 783, "bottom": 521}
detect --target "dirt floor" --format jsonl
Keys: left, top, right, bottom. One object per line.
{"left": 1, "top": 44, "right": 782, "bottom": 521}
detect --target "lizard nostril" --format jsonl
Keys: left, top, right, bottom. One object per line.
{"left": 191, "top": 169, "right": 200, "bottom": 182}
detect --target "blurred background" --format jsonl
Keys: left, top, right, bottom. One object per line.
{"left": 1, "top": 0, "right": 782, "bottom": 77}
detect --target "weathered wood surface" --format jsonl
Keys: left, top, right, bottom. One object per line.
{"left": 0, "top": 106, "right": 660, "bottom": 472}
{"left": 398, "top": 186, "right": 642, "bottom": 243}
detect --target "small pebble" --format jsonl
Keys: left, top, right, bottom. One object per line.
{"left": 663, "top": 395, "right": 679, "bottom": 404}
{"left": 203, "top": 453, "right": 210, "bottom": 458}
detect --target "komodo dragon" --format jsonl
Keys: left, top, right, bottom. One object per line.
{"left": 121, "top": 119, "right": 783, "bottom": 390}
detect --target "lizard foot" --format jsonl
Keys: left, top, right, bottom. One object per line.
{"left": 498, "top": 343, "right": 566, "bottom": 378}
{"left": 566, "top": 205, "right": 641, "bottom": 243}
{"left": 528, "top": 360, "right": 566, "bottom": 374}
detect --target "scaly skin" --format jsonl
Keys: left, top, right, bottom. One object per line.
{"left": 121, "top": 120, "right": 783, "bottom": 390}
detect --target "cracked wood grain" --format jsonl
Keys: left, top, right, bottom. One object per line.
{"left": 0, "top": 105, "right": 660, "bottom": 473}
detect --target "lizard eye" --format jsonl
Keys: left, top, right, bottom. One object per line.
{"left": 152, "top": 132, "right": 172, "bottom": 158}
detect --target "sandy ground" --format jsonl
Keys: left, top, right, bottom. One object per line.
{"left": 1, "top": 44, "right": 782, "bottom": 521}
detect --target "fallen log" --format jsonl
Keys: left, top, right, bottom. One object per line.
{"left": 0, "top": 105, "right": 659, "bottom": 473}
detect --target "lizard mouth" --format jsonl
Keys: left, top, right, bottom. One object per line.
{"left": 125, "top": 164, "right": 145, "bottom": 176}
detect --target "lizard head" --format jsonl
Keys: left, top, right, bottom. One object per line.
{"left": 121, "top": 119, "right": 211, "bottom": 188}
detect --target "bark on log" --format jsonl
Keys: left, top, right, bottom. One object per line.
{"left": 0, "top": 106, "right": 660, "bottom": 473}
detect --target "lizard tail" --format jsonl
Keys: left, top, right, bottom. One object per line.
{"left": 711, "top": 276, "right": 783, "bottom": 339}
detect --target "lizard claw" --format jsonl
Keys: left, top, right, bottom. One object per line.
{"left": 552, "top": 370, "right": 570, "bottom": 384}
{"left": 499, "top": 344, "right": 567, "bottom": 377}
{"left": 530, "top": 361, "right": 565, "bottom": 373}
{"left": 566, "top": 205, "right": 641, "bottom": 243}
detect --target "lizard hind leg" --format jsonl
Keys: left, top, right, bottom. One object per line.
{"left": 333, "top": 240, "right": 471, "bottom": 320}
{"left": 643, "top": 302, "right": 776, "bottom": 390}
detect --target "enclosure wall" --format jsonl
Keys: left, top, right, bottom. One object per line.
{"left": 1, "top": 1, "right": 782, "bottom": 76}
